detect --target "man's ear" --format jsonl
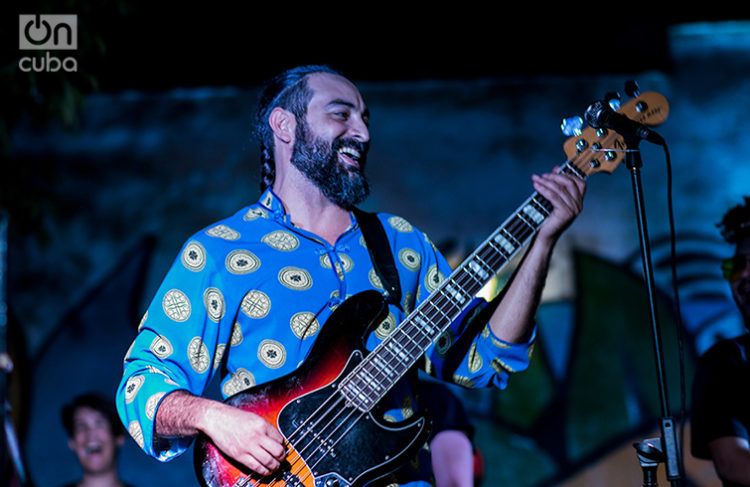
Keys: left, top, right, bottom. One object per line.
{"left": 116, "top": 434, "right": 125, "bottom": 447}
{"left": 269, "top": 107, "right": 296, "bottom": 144}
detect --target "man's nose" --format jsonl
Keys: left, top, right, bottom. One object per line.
{"left": 349, "top": 117, "right": 369, "bottom": 143}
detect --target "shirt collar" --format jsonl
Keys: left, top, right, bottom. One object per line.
{"left": 258, "top": 186, "right": 287, "bottom": 217}
{"left": 257, "top": 186, "right": 358, "bottom": 231}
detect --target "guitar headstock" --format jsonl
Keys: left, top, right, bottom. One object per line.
{"left": 562, "top": 92, "right": 669, "bottom": 176}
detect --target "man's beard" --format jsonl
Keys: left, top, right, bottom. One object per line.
{"left": 290, "top": 121, "right": 370, "bottom": 209}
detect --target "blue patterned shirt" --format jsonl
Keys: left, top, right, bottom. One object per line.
{"left": 116, "top": 187, "right": 535, "bottom": 477}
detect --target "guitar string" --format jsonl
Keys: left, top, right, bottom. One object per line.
{"left": 236, "top": 160, "right": 586, "bottom": 486}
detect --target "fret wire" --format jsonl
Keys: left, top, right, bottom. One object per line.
{"left": 516, "top": 211, "right": 536, "bottom": 230}
{"left": 357, "top": 363, "right": 387, "bottom": 393}
{"left": 362, "top": 359, "right": 390, "bottom": 385}
{"left": 407, "top": 317, "right": 436, "bottom": 344}
{"left": 487, "top": 239, "right": 511, "bottom": 260}
{"left": 415, "top": 309, "right": 438, "bottom": 338}
{"left": 380, "top": 345, "right": 409, "bottom": 371}
{"left": 397, "top": 324, "right": 429, "bottom": 351}
{"left": 500, "top": 227, "right": 522, "bottom": 247}
{"left": 434, "top": 289, "right": 463, "bottom": 320}
{"left": 529, "top": 196, "right": 551, "bottom": 216}
{"left": 472, "top": 253, "right": 495, "bottom": 276}
{"left": 428, "top": 297, "right": 453, "bottom": 324}
{"left": 458, "top": 265, "right": 484, "bottom": 288}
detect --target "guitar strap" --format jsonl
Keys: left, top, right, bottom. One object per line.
{"left": 352, "top": 208, "right": 402, "bottom": 310}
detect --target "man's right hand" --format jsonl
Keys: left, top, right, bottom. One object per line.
{"left": 200, "top": 401, "right": 286, "bottom": 476}
{"left": 155, "top": 391, "right": 286, "bottom": 476}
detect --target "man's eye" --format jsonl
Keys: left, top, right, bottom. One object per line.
{"left": 334, "top": 112, "right": 349, "bottom": 119}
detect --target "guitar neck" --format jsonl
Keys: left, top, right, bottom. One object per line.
{"left": 339, "top": 162, "right": 586, "bottom": 411}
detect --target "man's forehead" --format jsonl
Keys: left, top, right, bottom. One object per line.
{"left": 307, "top": 73, "right": 365, "bottom": 108}
{"left": 74, "top": 406, "right": 106, "bottom": 421}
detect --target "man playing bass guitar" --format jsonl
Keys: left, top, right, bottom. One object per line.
{"left": 116, "top": 65, "right": 585, "bottom": 486}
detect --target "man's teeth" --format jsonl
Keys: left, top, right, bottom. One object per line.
{"left": 85, "top": 445, "right": 103, "bottom": 454}
{"left": 338, "top": 147, "right": 360, "bottom": 161}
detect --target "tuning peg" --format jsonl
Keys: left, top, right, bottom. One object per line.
{"left": 625, "top": 80, "right": 640, "bottom": 98}
{"left": 560, "top": 116, "right": 584, "bottom": 136}
{"left": 604, "top": 91, "right": 622, "bottom": 111}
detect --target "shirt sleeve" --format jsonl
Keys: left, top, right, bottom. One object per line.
{"left": 116, "top": 237, "right": 234, "bottom": 461}
{"left": 413, "top": 230, "right": 536, "bottom": 389}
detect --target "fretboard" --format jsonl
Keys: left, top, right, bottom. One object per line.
{"left": 338, "top": 162, "right": 586, "bottom": 411}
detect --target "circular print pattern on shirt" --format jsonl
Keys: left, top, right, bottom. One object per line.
{"left": 425, "top": 265, "right": 445, "bottom": 293}
{"left": 162, "top": 289, "right": 191, "bottom": 322}
{"left": 290, "top": 311, "right": 320, "bottom": 339}
{"left": 145, "top": 392, "right": 166, "bottom": 421}
{"left": 205, "top": 224, "right": 240, "bottom": 241}
{"left": 435, "top": 330, "right": 452, "bottom": 356}
{"left": 338, "top": 254, "right": 354, "bottom": 272}
{"left": 468, "top": 343, "right": 483, "bottom": 373}
{"left": 225, "top": 250, "right": 261, "bottom": 275}
{"left": 319, "top": 254, "right": 333, "bottom": 269}
{"left": 375, "top": 312, "right": 397, "bottom": 340}
{"left": 369, "top": 268, "right": 384, "bottom": 290}
{"left": 452, "top": 374, "right": 475, "bottom": 388}
{"left": 243, "top": 207, "right": 269, "bottom": 221}
{"left": 258, "top": 339, "right": 286, "bottom": 369}
{"left": 398, "top": 248, "right": 421, "bottom": 271}
{"left": 181, "top": 241, "right": 207, "bottom": 272}
{"left": 203, "top": 287, "right": 225, "bottom": 322}
{"left": 388, "top": 216, "right": 413, "bottom": 233}
{"left": 187, "top": 337, "right": 210, "bottom": 374}
{"left": 491, "top": 357, "right": 516, "bottom": 374}
{"left": 241, "top": 290, "right": 271, "bottom": 319}
{"left": 124, "top": 375, "right": 145, "bottom": 404}
{"left": 262, "top": 230, "right": 300, "bottom": 251}
{"left": 222, "top": 368, "right": 256, "bottom": 397}
{"left": 213, "top": 344, "right": 226, "bottom": 370}
{"left": 128, "top": 421, "right": 144, "bottom": 449}
{"left": 278, "top": 267, "right": 313, "bottom": 291}
{"left": 230, "top": 322, "right": 244, "bottom": 346}
{"left": 149, "top": 335, "right": 173, "bottom": 359}
{"left": 138, "top": 311, "right": 148, "bottom": 331}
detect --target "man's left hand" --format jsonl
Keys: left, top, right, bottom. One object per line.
{"left": 531, "top": 166, "right": 586, "bottom": 244}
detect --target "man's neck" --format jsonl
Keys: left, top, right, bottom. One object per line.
{"left": 272, "top": 178, "right": 352, "bottom": 246}
{"left": 80, "top": 469, "right": 123, "bottom": 487}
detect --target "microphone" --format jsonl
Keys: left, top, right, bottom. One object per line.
{"left": 584, "top": 100, "right": 664, "bottom": 145}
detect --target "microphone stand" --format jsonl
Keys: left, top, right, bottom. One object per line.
{"left": 623, "top": 137, "right": 683, "bottom": 486}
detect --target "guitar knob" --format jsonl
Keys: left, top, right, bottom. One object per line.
{"left": 625, "top": 79, "right": 640, "bottom": 98}
{"left": 560, "top": 116, "right": 583, "bottom": 136}
{"left": 604, "top": 91, "right": 622, "bottom": 112}
{"left": 325, "top": 479, "right": 340, "bottom": 487}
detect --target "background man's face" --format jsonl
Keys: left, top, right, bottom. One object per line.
{"left": 68, "top": 406, "right": 123, "bottom": 474}
{"left": 727, "top": 238, "right": 750, "bottom": 325}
